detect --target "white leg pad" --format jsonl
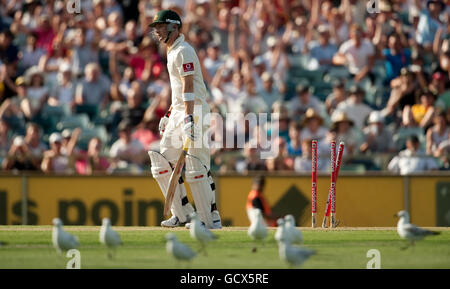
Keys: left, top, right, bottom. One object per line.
{"left": 207, "top": 170, "right": 222, "bottom": 227}
{"left": 148, "top": 151, "right": 188, "bottom": 223}
{"left": 185, "top": 155, "right": 213, "bottom": 228}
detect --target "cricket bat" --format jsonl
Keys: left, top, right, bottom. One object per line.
{"left": 163, "top": 116, "right": 197, "bottom": 217}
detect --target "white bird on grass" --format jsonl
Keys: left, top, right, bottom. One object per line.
{"left": 274, "top": 218, "right": 286, "bottom": 244}
{"left": 165, "top": 233, "right": 196, "bottom": 266}
{"left": 189, "top": 212, "right": 218, "bottom": 255}
{"left": 284, "top": 215, "right": 303, "bottom": 244}
{"left": 52, "top": 218, "right": 79, "bottom": 255}
{"left": 99, "top": 218, "right": 122, "bottom": 259}
{"left": 278, "top": 238, "right": 315, "bottom": 268}
{"left": 247, "top": 209, "right": 268, "bottom": 252}
{"left": 396, "top": 210, "right": 440, "bottom": 250}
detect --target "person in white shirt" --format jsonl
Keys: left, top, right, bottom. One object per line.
{"left": 148, "top": 10, "right": 221, "bottom": 229}
{"left": 332, "top": 24, "right": 375, "bottom": 83}
{"left": 300, "top": 108, "right": 328, "bottom": 142}
{"left": 332, "top": 85, "right": 372, "bottom": 129}
{"left": 388, "top": 135, "right": 439, "bottom": 175}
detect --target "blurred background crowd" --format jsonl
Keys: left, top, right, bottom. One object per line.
{"left": 0, "top": 0, "right": 449, "bottom": 175}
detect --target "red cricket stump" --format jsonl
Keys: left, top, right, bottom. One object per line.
{"left": 322, "top": 141, "right": 336, "bottom": 228}
{"left": 322, "top": 142, "right": 344, "bottom": 228}
{"left": 311, "top": 140, "right": 318, "bottom": 227}
{"left": 330, "top": 142, "right": 344, "bottom": 227}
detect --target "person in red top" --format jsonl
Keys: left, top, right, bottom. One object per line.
{"left": 246, "top": 176, "right": 278, "bottom": 227}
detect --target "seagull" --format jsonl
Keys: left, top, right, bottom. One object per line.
{"left": 278, "top": 238, "right": 315, "bottom": 268}
{"left": 284, "top": 215, "right": 303, "bottom": 244}
{"left": 99, "top": 218, "right": 122, "bottom": 259}
{"left": 274, "top": 218, "right": 286, "bottom": 244}
{"left": 52, "top": 218, "right": 79, "bottom": 255}
{"left": 165, "top": 233, "right": 196, "bottom": 266}
{"left": 189, "top": 212, "right": 218, "bottom": 255}
{"left": 396, "top": 210, "right": 440, "bottom": 250}
{"left": 247, "top": 209, "right": 268, "bottom": 252}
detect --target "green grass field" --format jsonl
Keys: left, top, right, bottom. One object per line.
{"left": 0, "top": 226, "right": 449, "bottom": 269}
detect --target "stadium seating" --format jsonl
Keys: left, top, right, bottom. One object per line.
{"left": 56, "top": 114, "right": 91, "bottom": 131}
{"left": 77, "top": 125, "right": 109, "bottom": 151}
{"left": 393, "top": 127, "right": 426, "bottom": 150}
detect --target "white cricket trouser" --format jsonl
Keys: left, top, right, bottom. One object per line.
{"left": 159, "top": 109, "right": 215, "bottom": 227}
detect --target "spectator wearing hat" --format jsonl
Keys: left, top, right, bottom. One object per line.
{"left": 325, "top": 80, "right": 347, "bottom": 115}
{"left": 402, "top": 90, "right": 437, "bottom": 129}
{"left": 109, "top": 120, "right": 146, "bottom": 172}
{"left": 305, "top": 25, "right": 338, "bottom": 69}
{"left": 360, "top": 111, "right": 396, "bottom": 154}
{"left": 388, "top": 135, "right": 439, "bottom": 175}
{"left": 332, "top": 85, "right": 373, "bottom": 129}
{"left": 288, "top": 84, "right": 324, "bottom": 120}
{"left": 41, "top": 132, "right": 73, "bottom": 173}
{"left": 331, "top": 111, "right": 361, "bottom": 156}
{"left": 414, "top": 0, "right": 446, "bottom": 49}
{"left": 426, "top": 111, "right": 449, "bottom": 155}
{"left": 332, "top": 24, "right": 376, "bottom": 84}
{"left": 300, "top": 108, "right": 328, "bottom": 142}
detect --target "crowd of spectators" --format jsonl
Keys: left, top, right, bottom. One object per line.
{"left": 0, "top": 0, "right": 449, "bottom": 175}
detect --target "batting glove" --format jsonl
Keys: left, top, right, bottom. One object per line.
{"left": 159, "top": 111, "right": 170, "bottom": 135}
{"left": 183, "top": 114, "right": 197, "bottom": 141}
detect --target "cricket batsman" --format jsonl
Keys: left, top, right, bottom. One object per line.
{"left": 147, "top": 10, "right": 222, "bottom": 229}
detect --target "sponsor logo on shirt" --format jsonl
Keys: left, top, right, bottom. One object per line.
{"left": 183, "top": 63, "right": 194, "bottom": 72}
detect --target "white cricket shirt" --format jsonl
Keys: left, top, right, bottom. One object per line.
{"left": 167, "top": 34, "right": 209, "bottom": 115}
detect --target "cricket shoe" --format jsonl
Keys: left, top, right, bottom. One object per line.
{"left": 161, "top": 216, "right": 187, "bottom": 227}
{"left": 185, "top": 215, "right": 222, "bottom": 229}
